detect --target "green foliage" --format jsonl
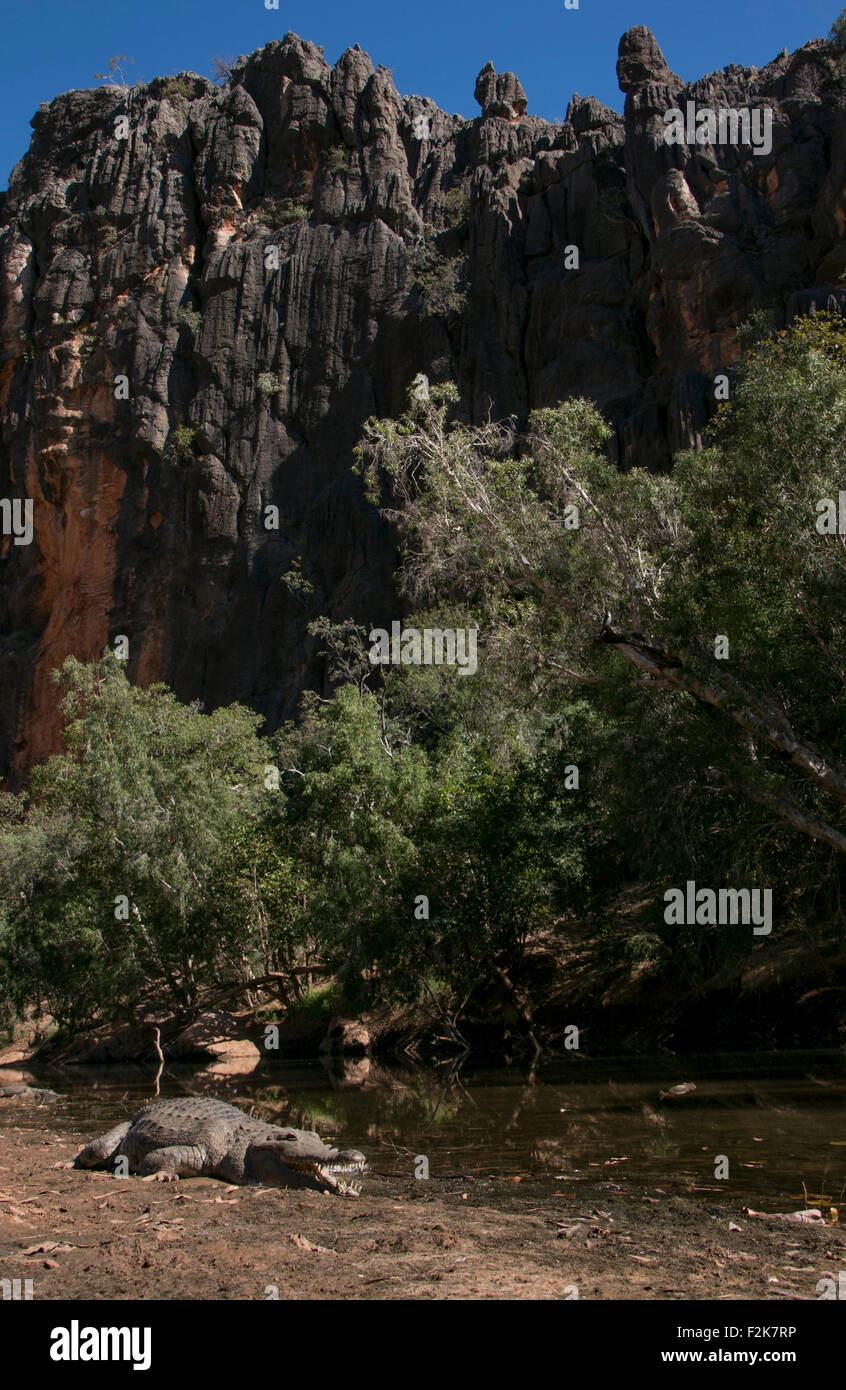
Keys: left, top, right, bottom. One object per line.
{"left": 324, "top": 145, "right": 352, "bottom": 175}
{"left": 285, "top": 982, "right": 344, "bottom": 1022}
{"left": 442, "top": 186, "right": 471, "bottom": 229}
{"left": 6, "top": 311, "right": 846, "bottom": 1043}
{"left": 168, "top": 424, "right": 196, "bottom": 459}
{"left": 0, "top": 656, "right": 269, "bottom": 1029}
{"left": 355, "top": 314, "right": 846, "bottom": 991}
{"left": 159, "top": 76, "right": 197, "bottom": 101}
{"left": 406, "top": 744, "right": 588, "bottom": 1001}
{"left": 256, "top": 372, "right": 283, "bottom": 395}
{"left": 281, "top": 560, "right": 315, "bottom": 599}
{"left": 735, "top": 308, "right": 776, "bottom": 353}
{"left": 829, "top": 8, "right": 846, "bottom": 52}
{"left": 407, "top": 239, "right": 469, "bottom": 320}
{"left": 268, "top": 685, "right": 431, "bottom": 981}
{"left": 261, "top": 681, "right": 585, "bottom": 1018}
{"left": 176, "top": 305, "right": 202, "bottom": 337}
{"left": 256, "top": 198, "right": 310, "bottom": 228}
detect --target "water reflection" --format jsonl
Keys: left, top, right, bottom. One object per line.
{"left": 4, "top": 1049, "right": 845, "bottom": 1211}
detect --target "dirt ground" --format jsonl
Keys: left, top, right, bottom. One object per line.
{"left": 1, "top": 1115, "right": 845, "bottom": 1300}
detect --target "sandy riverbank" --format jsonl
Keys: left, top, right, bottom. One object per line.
{"left": 1, "top": 1116, "right": 844, "bottom": 1300}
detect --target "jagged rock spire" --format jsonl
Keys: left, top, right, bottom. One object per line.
{"left": 474, "top": 61, "right": 528, "bottom": 120}
{"left": 616, "top": 26, "right": 681, "bottom": 93}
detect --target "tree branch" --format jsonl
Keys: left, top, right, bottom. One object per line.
{"left": 598, "top": 626, "right": 846, "bottom": 811}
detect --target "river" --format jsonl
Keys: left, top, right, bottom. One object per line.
{"left": 10, "top": 1048, "right": 846, "bottom": 1212}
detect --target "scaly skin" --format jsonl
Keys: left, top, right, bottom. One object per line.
{"left": 74, "top": 1096, "right": 365, "bottom": 1194}
{"left": 0, "top": 1085, "right": 60, "bottom": 1103}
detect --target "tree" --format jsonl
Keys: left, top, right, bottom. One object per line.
{"left": 210, "top": 55, "right": 235, "bottom": 85}
{"left": 94, "top": 56, "right": 135, "bottom": 91}
{"left": 0, "top": 654, "right": 271, "bottom": 1029}
{"left": 357, "top": 318, "right": 846, "bottom": 864}
{"left": 829, "top": 9, "right": 846, "bottom": 53}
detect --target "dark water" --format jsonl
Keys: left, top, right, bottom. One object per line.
{"left": 9, "top": 1050, "right": 846, "bottom": 1211}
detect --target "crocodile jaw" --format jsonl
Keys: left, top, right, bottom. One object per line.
{"left": 245, "top": 1146, "right": 363, "bottom": 1194}
{"left": 286, "top": 1157, "right": 364, "bottom": 1195}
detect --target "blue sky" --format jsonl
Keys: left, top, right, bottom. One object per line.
{"left": 0, "top": 0, "right": 837, "bottom": 187}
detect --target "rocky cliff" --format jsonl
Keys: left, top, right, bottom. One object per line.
{"left": 2, "top": 26, "right": 846, "bottom": 777}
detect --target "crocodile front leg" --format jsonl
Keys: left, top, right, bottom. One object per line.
{"left": 137, "top": 1145, "right": 209, "bottom": 1180}
{"left": 74, "top": 1121, "right": 132, "bottom": 1169}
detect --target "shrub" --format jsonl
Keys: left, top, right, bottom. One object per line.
{"left": 169, "top": 425, "right": 196, "bottom": 459}
{"left": 408, "top": 241, "right": 469, "bottom": 320}
{"left": 829, "top": 9, "right": 846, "bottom": 53}
{"left": 257, "top": 372, "right": 283, "bottom": 396}
{"left": 176, "top": 305, "right": 203, "bottom": 337}
{"left": 255, "top": 198, "right": 310, "bottom": 228}
{"left": 735, "top": 308, "right": 776, "bottom": 352}
{"left": 442, "top": 186, "right": 470, "bottom": 229}
{"left": 159, "top": 76, "right": 196, "bottom": 101}
{"left": 285, "top": 981, "right": 344, "bottom": 1023}
{"left": 324, "top": 145, "right": 352, "bottom": 176}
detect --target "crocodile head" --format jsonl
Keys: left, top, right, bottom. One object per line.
{"left": 244, "top": 1135, "right": 367, "bottom": 1195}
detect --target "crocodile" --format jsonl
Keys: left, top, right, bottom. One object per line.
{"left": 73, "top": 1096, "right": 366, "bottom": 1194}
{"left": 0, "top": 1084, "right": 60, "bottom": 1103}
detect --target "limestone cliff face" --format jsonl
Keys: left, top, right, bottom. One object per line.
{"left": 1, "top": 27, "right": 845, "bottom": 777}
